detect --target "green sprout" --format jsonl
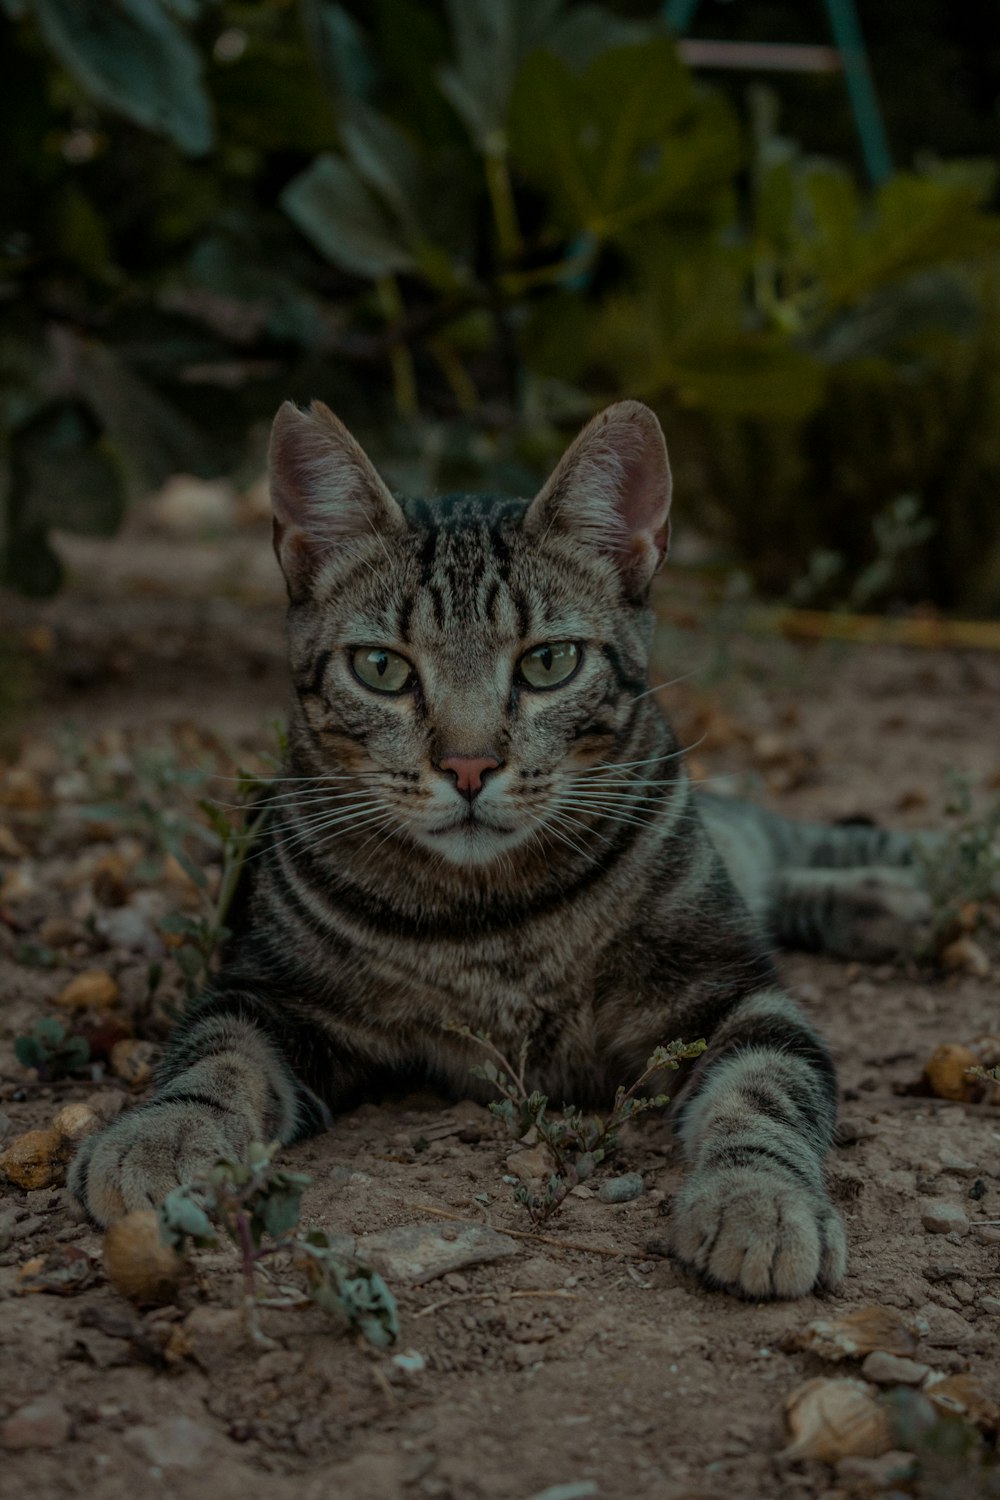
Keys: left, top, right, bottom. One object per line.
{"left": 158, "top": 1141, "right": 398, "bottom": 1350}
{"left": 450, "top": 1025, "right": 706, "bottom": 1223}
{"left": 14, "top": 1016, "right": 91, "bottom": 1080}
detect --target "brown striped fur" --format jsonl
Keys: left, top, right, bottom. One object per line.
{"left": 70, "top": 399, "right": 935, "bottom": 1297}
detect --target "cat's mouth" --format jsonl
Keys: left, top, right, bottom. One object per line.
{"left": 426, "top": 809, "right": 515, "bottom": 838}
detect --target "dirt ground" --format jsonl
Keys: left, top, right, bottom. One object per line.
{"left": 1, "top": 509, "right": 999, "bottom": 1500}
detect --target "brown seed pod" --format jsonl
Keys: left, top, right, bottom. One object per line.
{"left": 103, "top": 1210, "right": 186, "bottom": 1306}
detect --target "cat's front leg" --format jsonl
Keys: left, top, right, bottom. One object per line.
{"left": 70, "top": 1001, "right": 303, "bottom": 1225}
{"left": 669, "top": 991, "right": 846, "bottom": 1299}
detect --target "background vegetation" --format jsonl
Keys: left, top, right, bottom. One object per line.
{"left": 3, "top": 0, "right": 1000, "bottom": 608}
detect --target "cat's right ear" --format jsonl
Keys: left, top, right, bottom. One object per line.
{"left": 268, "top": 401, "right": 406, "bottom": 596}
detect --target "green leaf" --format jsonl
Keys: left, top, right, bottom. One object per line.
{"left": 14, "top": 1037, "right": 42, "bottom": 1069}
{"left": 159, "top": 1186, "right": 215, "bottom": 1244}
{"left": 300, "top": 0, "right": 374, "bottom": 104}
{"left": 439, "top": 0, "right": 566, "bottom": 150}
{"left": 176, "top": 944, "right": 204, "bottom": 979}
{"left": 255, "top": 1182, "right": 304, "bottom": 1241}
{"left": 36, "top": 1016, "right": 67, "bottom": 1046}
{"left": 34, "top": 0, "right": 214, "bottom": 156}
{"left": 280, "top": 153, "right": 415, "bottom": 278}
{"left": 509, "top": 38, "right": 740, "bottom": 240}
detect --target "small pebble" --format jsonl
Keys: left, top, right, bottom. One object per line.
{"left": 125, "top": 1417, "right": 214, "bottom": 1469}
{"left": 938, "top": 1150, "right": 977, "bottom": 1176}
{"left": 977, "top": 1296, "right": 1000, "bottom": 1315}
{"left": 921, "top": 1200, "right": 969, "bottom": 1237}
{"left": 860, "top": 1350, "right": 929, "bottom": 1386}
{"left": 1, "top": 1396, "right": 71, "bottom": 1450}
{"left": 597, "top": 1173, "right": 645, "bottom": 1204}
{"left": 972, "top": 1225, "right": 1000, "bottom": 1245}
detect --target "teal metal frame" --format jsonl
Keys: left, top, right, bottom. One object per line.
{"left": 664, "top": 0, "right": 893, "bottom": 184}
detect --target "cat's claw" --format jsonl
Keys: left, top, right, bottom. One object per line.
{"left": 70, "top": 1100, "right": 250, "bottom": 1226}
{"left": 669, "top": 1165, "right": 846, "bottom": 1299}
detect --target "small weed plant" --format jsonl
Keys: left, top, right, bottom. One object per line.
{"left": 158, "top": 1141, "right": 398, "bottom": 1349}
{"left": 450, "top": 1025, "right": 706, "bottom": 1223}
{"left": 915, "top": 773, "right": 1000, "bottom": 949}
{"left": 14, "top": 1016, "right": 90, "bottom": 1080}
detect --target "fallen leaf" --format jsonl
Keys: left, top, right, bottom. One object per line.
{"left": 18, "top": 1244, "right": 97, "bottom": 1296}
{"left": 0, "top": 1129, "right": 72, "bottom": 1189}
{"left": 782, "top": 1377, "right": 892, "bottom": 1462}
{"left": 56, "top": 969, "right": 119, "bottom": 1012}
{"left": 783, "top": 1305, "right": 919, "bottom": 1362}
{"left": 110, "top": 1038, "right": 156, "bottom": 1086}
{"left": 923, "top": 1374, "right": 999, "bottom": 1433}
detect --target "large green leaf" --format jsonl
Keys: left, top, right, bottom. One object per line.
{"left": 439, "top": 0, "right": 566, "bottom": 150}
{"left": 300, "top": 0, "right": 374, "bottom": 104}
{"left": 509, "top": 39, "right": 740, "bottom": 240}
{"left": 34, "top": 0, "right": 213, "bottom": 155}
{"left": 578, "top": 237, "right": 826, "bottom": 418}
{"left": 280, "top": 152, "right": 416, "bottom": 279}
{"left": 13, "top": 404, "right": 124, "bottom": 536}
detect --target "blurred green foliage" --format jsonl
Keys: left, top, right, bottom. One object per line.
{"left": 2, "top": 0, "right": 1000, "bottom": 607}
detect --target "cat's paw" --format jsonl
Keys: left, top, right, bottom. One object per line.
{"left": 669, "top": 1165, "right": 846, "bottom": 1299}
{"left": 70, "top": 1100, "right": 248, "bottom": 1226}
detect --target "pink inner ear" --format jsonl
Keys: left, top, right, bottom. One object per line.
{"left": 614, "top": 428, "right": 671, "bottom": 565}
{"left": 527, "top": 401, "right": 672, "bottom": 592}
{"left": 267, "top": 402, "right": 405, "bottom": 591}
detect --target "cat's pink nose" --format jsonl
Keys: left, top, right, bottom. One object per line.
{"left": 436, "top": 753, "right": 502, "bottom": 800}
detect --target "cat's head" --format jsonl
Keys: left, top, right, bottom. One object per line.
{"left": 268, "top": 400, "right": 672, "bottom": 869}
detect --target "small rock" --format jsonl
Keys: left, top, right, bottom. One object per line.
{"left": 938, "top": 1149, "right": 978, "bottom": 1176}
{"left": 56, "top": 969, "right": 119, "bottom": 1012}
{"left": 921, "top": 1200, "right": 969, "bottom": 1236}
{"left": 972, "top": 1224, "right": 1000, "bottom": 1245}
{"left": 923, "top": 1043, "right": 980, "bottom": 1102}
{"left": 52, "top": 1102, "right": 100, "bottom": 1144}
{"left": 922, "top": 1262, "right": 964, "bottom": 1284}
{"left": 1, "top": 1396, "right": 71, "bottom": 1449}
{"left": 505, "top": 1145, "right": 553, "bottom": 1181}
{"left": 977, "top": 1296, "right": 1000, "bottom": 1315}
{"left": 941, "top": 936, "right": 990, "bottom": 978}
{"left": 36, "top": 917, "right": 86, "bottom": 949}
{"left": 150, "top": 475, "right": 238, "bottom": 536}
{"left": 0, "top": 1128, "right": 71, "bottom": 1190}
{"left": 860, "top": 1351, "right": 929, "bottom": 1386}
{"left": 125, "top": 1416, "right": 215, "bottom": 1469}
{"left": 94, "top": 907, "right": 159, "bottom": 954}
{"left": 597, "top": 1173, "right": 645, "bottom": 1204}
{"left": 357, "top": 1222, "right": 518, "bottom": 1285}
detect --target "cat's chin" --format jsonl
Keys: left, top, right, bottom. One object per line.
{"left": 414, "top": 816, "right": 525, "bottom": 868}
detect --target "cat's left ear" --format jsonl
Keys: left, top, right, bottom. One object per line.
{"left": 268, "top": 400, "right": 406, "bottom": 597}
{"left": 523, "top": 400, "right": 671, "bottom": 598}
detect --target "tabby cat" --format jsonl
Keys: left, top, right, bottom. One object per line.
{"left": 71, "top": 400, "right": 931, "bottom": 1298}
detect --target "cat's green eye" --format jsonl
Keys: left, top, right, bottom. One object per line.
{"left": 517, "top": 641, "right": 581, "bottom": 690}
{"left": 351, "top": 647, "right": 415, "bottom": 694}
